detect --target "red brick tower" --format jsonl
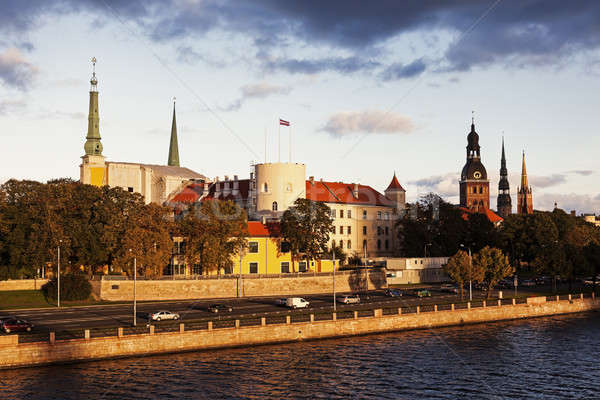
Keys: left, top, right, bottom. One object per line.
{"left": 459, "top": 118, "right": 490, "bottom": 211}
{"left": 517, "top": 151, "right": 533, "bottom": 214}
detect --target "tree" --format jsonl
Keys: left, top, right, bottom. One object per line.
{"left": 444, "top": 250, "right": 471, "bottom": 300}
{"left": 178, "top": 200, "right": 247, "bottom": 275}
{"left": 280, "top": 198, "right": 333, "bottom": 271}
{"left": 473, "top": 246, "right": 513, "bottom": 298}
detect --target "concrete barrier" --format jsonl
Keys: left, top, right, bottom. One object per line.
{"left": 0, "top": 296, "right": 598, "bottom": 369}
{"left": 0, "top": 279, "right": 49, "bottom": 291}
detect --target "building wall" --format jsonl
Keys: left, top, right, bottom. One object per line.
{"left": 254, "top": 163, "right": 306, "bottom": 216}
{"left": 0, "top": 279, "right": 49, "bottom": 291}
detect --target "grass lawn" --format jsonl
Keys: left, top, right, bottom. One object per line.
{"left": 0, "top": 290, "right": 108, "bottom": 310}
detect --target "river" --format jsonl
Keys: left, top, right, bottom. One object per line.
{"left": 0, "top": 312, "right": 598, "bottom": 399}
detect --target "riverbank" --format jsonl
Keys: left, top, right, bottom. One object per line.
{"left": 0, "top": 293, "right": 597, "bottom": 370}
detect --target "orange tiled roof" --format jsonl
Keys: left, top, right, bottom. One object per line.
{"left": 386, "top": 173, "right": 405, "bottom": 191}
{"left": 247, "top": 221, "right": 281, "bottom": 237}
{"left": 458, "top": 206, "right": 504, "bottom": 224}
{"left": 306, "top": 180, "right": 394, "bottom": 207}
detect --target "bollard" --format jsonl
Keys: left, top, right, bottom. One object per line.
{"left": 374, "top": 309, "right": 382, "bottom": 318}
{"left": 397, "top": 308, "right": 402, "bottom": 315}
{"left": 451, "top": 304, "right": 455, "bottom": 311}
{"left": 332, "top": 313, "right": 337, "bottom": 321}
{"left": 149, "top": 325, "right": 155, "bottom": 335}
{"left": 497, "top": 299, "right": 502, "bottom": 307}
{"left": 556, "top": 295, "right": 560, "bottom": 303}
{"left": 593, "top": 292, "right": 596, "bottom": 301}
{"left": 498, "top": 290, "right": 503, "bottom": 299}
{"left": 207, "top": 321, "right": 213, "bottom": 331}
{"left": 580, "top": 293, "right": 584, "bottom": 300}
{"left": 235, "top": 320, "right": 240, "bottom": 328}
{"left": 416, "top": 306, "right": 420, "bottom": 314}
{"left": 568, "top": 294, "right": 572, "bottom": 301}
{"left": 467, "top": 302, "right": 471, "bottom": 310}
{"left": 310, "top": 314, "right": 315, "bottom": 323}
{"left": 261, "top": 317, "right": 266, "bottom": 326}
{"left": 354, "top": 311, "right": 359, "bottom": 319}
{"left": 512, "top": 298, "right": 516, "bottom": 306}
{"left": 286, "top": 316, "right": 291, "bottom": 325}
{"left": 118, "top": 327, "right": 123, "bottom": 338}
{"left": 483, "top": 300, "right": 486, "bottom": 308}
{"left": 84, "top": 330, "right": 90, "bottom": 340}
{"left": 49, "top": 332, "right": 55, "bottom": 344}
{"left": 434, "top": 305, "right": 438, "bottom": 312}
{"left": 179, "top": 323, "right": 185, "bottom": 333}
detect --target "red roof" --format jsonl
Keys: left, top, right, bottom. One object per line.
{"left": 247, "top": 221, "right": 281, "bottom": 237}
{"left": 458, "top": 206, "right": 504, "bottom": 224}
{"left": 386, "top": 173, "right": 405, "bottom": 191}
{"left": 169, "top": 183, "right": 206, "bottom": 203}
{"left": 306, "top": 180, "right": 394, "bottom": 207}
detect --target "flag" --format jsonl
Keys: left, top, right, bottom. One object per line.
{"left": 279, "top": 119, "right": 290, "bottom": 126}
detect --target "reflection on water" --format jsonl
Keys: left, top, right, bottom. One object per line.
{"left": 1, "top": 312, "right": 599, "bottom": 399}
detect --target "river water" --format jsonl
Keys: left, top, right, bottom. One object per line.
{"left": 1, "top": 312, "right": 598, "bottom": 400}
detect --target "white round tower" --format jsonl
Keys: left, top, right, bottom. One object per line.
{"left": 254, "top": 162, "right": 306, "bottom": 216}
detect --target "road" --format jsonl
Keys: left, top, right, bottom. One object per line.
{"left": 0, "top": 285, "right": 510, "bottom": 333}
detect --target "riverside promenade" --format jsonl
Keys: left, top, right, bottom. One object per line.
{"left": 0, "top": 293, "right": 597, "bottom": 369}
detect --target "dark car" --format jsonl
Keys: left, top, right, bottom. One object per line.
{"left": 416, "top": 289, "right": 431, "bottom": 298}
{"left": 384, "top": 289, "right": 403, "bottom": 297}
{"left": 208, "top": 304, "right": 233, "bottom": 313}
{"left": 1, "top": 318, "right": 34, "bottom": 334}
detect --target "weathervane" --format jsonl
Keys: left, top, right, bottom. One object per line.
{"left": 471, "top": 110, "right": 475, "bottom": 124}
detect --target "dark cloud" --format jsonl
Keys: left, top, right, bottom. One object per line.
{"left": 570, "top": 170, "right": 594, "bottom": 176}
{"left": 3, "top": 1, "right": 600, "bottom": 76}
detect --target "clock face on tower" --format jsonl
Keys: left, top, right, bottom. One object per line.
{"left": 473, "top": 171, "right": 482, "bottom": 179}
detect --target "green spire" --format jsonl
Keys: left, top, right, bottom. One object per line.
{"left": 84, "top": 57, "right": 103, "bottom": 156}
{"left": 168, "top": 98, "right": 180, "bottom": 167}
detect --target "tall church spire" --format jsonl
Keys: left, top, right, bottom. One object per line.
{"left": 84, "top": 57, "right": 103, "bottom": 156}
{"left": 520, "top": 151, "right": 529, "bottom": 188}
{"left": 168, "top": 97, "right": 180, "bottom": 167}
{"left": 497, "top": 136, "right": 512, "bottom": 218}
{"left": 517, "top": 151, "right": 533, "bottom": 215}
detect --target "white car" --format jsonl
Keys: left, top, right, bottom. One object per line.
{"left": 150, "top": 311, "right": 180, "bottom": 321}
{"left": 338, "top": 295, "right": 360, "bottom": 304}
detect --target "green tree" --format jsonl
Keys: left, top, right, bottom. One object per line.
{"left": 280, "top": 198, "right": 333, "bottom": 271}
{"left": 473, "top": 246, "right": 513, "bottom": 298}
{"left": 444, "top": 250, "right": 470, "bottom": 300}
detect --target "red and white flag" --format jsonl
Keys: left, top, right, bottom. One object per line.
{"left": 279, "top": 119, "right": 290, "bottom": 126}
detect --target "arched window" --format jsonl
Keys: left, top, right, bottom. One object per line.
{"left": 377, "top": 240, "right": 381, "bottom": 250}
{"left": 263, "top": 182, "right": 268, "bottom": 192}
{"left": 347, "top": 240, "right": 351, "bottom": 249}
{"left": 272, "top": 201, "right": 278, "bottom": 211}
{"left": 385, "top": 240, "right": 389, "bottom": 250}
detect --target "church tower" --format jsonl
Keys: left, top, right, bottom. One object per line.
{"left": 459, "top": 116, "right": 490, "bottom": 211}
{"left": 167, "top": 98, "right": 180, "bottom": 167}
{"left": 80, "top": 57, "right": 106, "bottom": 186}
{"left": 384, "top": 173, "right": 406, "bottom": 213}
{"left": 517, "top": 151, "right": 533, "bottom": 214}
{"left": 497, "top": 137, "right": 512, "bottom": 218}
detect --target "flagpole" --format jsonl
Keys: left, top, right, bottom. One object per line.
{"left": 278, "top": 120, "right": 281, "bottom": 163}
{"left": 264, "top": 127, "right": 267, "bottom": 164}
{"left": 289, "top": 124, "right": 291, "bottom": 163}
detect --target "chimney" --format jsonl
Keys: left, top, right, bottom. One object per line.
{"left": 353, "top": 183, "right": 359, "bottom": 199}
{"left": 233, "top": 175, "right": 239, "bottom": 193}
{"left": 571, "top": 210, "right": 576, "bottom": 217}
{"left": 224, "top": 175, "right": 229, "bottom": 181}
{"left": 309, "top": 176, "right": 314, "bottom": 184}
{"left": 250, "top": 172, "right": 254, "bottom": 180}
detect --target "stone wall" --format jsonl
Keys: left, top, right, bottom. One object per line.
{"left": 0, "top": 279, "right": 48, "bottom": 291}
{"left": 0, "top": 296, "right": 597, "bottom": 369}
{"left": 99, "top": 269, "right": 388, "bottom": 301}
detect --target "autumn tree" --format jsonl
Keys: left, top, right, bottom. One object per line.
{"left": 444, "top": 250, "right": 471, "bottom": 300}
{"left": 280, "top": 198, "right": 333, "bottom": 271}
{"left": 473, "top": 246, "right": 513, "bottom": 298}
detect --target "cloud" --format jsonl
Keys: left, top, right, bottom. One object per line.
{"left": 222, "top": 82, "right": 292, "bottom": 111}
{"left": 528, "top": 174, "right": 567, "bottom": 189}
{"left": 0, "top": 99, "right": 27, "bottom": 115}
{"left": 381, "top": 59, "right": 426, "bottom": 81}
{"left": 322, "top": 110, "right": 415, "bottom": 137}
{"left": 535, "top": 193, "right": 600, "bottom": 214}
{"left": 409, "top": 173, "right": 459, "bottom": 198}
{"left": 0, "top": 47, "right": 38, "bottom": 90}
{"left": 263, "top": 56, "right": 380, "bottom": 75}
{"left": 569, "top": 170, "right": 594, "bottom": 176}
{"left": 176, "top": 46, "right": 226, "bottom": 68}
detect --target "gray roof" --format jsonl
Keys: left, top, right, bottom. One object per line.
{"left": 107, "top": 162, "right": 207, "bottom": 180}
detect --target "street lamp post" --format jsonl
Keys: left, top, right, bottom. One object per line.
{"left": 57, "top": 240, "right": 62, "bottom": 308}
{"left": 332, "top": 249, "right": 336, "bottom": 311}
{"left": 130, "top": 249, "right": 137, "bottom": 327}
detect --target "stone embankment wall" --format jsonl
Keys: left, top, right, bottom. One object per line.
{"left": 0, "top": 295, "right": 597, "bottom": 369}
{"left": 0, "top": 279, "right": 48, "bottom": 291}
{"left": 98, "top": 269, "right": 387, "bottom": 301}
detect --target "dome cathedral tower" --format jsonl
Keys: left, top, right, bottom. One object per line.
{"left": 459, "top": 116, "right": 490, "bottom": 211}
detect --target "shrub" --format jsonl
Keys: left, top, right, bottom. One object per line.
{"left": 42, "top": 273, "right": 92, "bottom": 301}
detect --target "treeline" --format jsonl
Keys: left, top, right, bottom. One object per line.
{"left": 0, "top": 179, "right": 248, "bottom": 279}
{"left": 398, "top": 194, "right": 600, "bottom": 286}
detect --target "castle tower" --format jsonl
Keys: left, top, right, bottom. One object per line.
{"left": 497, "top": 137, "right": 512, "bottom": 218}
{"left": 459, "top": 116, "right": 490, "bottom": 211}
{"left": 80, "top": 57, "right": 106, "bottom": 186}
{"left": 517, "top": 151, "right": 533, "bottom": 214}
{"left": 384, "top": 173, "right": 406, "bottom": 213}
{"left": 167, "top": 98, "right": 180, "bottom": 167}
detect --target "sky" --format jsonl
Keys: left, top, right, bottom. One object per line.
{"left": 1, "top": 0, "right": 599, "bottom": 213}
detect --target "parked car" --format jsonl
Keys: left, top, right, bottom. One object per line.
{"left": 384, "top": 289, "right": 403, "bottom": 297}
{"left": 149, "top": 311, "right": 180, "bottom": 321}
{"left": 416, "top": 289, "right": 431, "bottom": 298}
{"left": 1, "top": 318, "right": 34, "bottom": 333}
{"left": 440, "top": 284, "right": 459, "bottom": 294}
{"left": 286, "top": 297, "right": 310, "bottom": 309}
{"left": 338, "top": 295, "right": 361, "bottom": 304}
{"left": 274, "top": 298, "right": 287, "bottom": 306}
{"left": 208, "top": 304, "right": 233, "bottom": 313}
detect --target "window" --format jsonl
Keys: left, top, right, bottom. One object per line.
{"left": 339, "top": 226, "right": 344, "bottom": 235}
{"left": 347, "top": 226, "right": 351, "bottom": 235}
{"left": 362, "top": 210, "right": 367, "bottom": 219}
{"left": 192, "top": 264, "right": 202, "bottom": 275}
{"left": 127, "top": 187, "right": 134, "bottom": 193}
{"left": 281, "top": 262, "right": 290, "bottom": 273}
{"left": 286, "top": 183, "right": 292, "bottom": 192}
{"left": 377, "top": 240, "right": 381, "bottom": 250}
{"left": 281, "top": 241, "right": 291, "bottom": 253}
{"left": 348, "top": 210, "right": 352, "bottom": 218}
{"left": 479, "top": 186, "right": 483, "bottom": 194}
{"left": 263, "top": 183, "right": 268, "bottom": 192}
{"left": 385, "top": 240, "right": 389, "bottom": 250}
{"left": 363, "top": 239, "right": 367, "bottom": 249}
{"left": 377, "top": 211, "right": 382, "bottom": 220}
{"left": 332, "top": 240, "right": 336, "bottom": 248}
{"left": 248, "top": 241, "right": 259, "bottom": 253}
{"left": 347, "top": 240, "right": 351, "bottom": 249}
{"left": 384, "top": 212, "right": 389, "bottom": 220}
{"left": 249, "top": 262, "right": 258, "bottom": 274}
{"left": 331, "top": 209, "right": 336, "bottom": 219}
{"left": 340, "top": 241, "right": 344, "bottom": 249}
{"left": 331, "top": 226, "right": 336, "bottom": 233}
{"left": 224, "top": 266, "right": 233, "bottom": 274}
{"left": 272, "top": 201, "right": 278, "bottom": 211}
{"left": 385, "top": 226, "right": 389, "bottom": 235}
{"left": 377, "top": 226, "right": 382, "bottom": 235}
{"left": 299, "top": 261, "right": 307, "bottom": 273}
{"left": 340, "top": 210, "right": 344, "bottom": 218}
{"left": 363, "top": 226, "right": 367, "bottom": 235}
